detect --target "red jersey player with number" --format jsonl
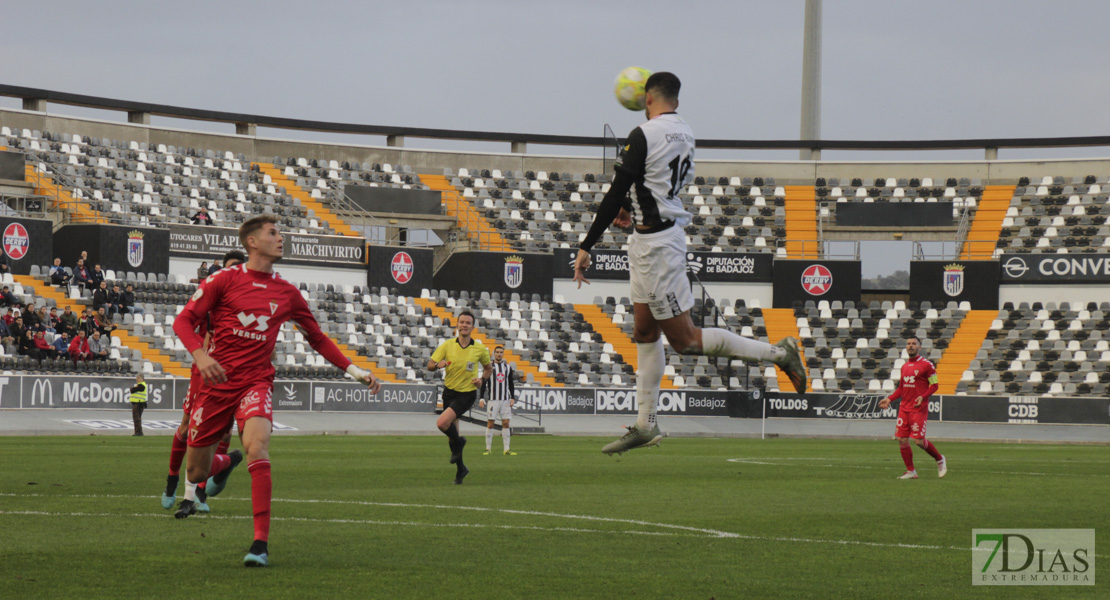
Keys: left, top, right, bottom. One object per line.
{"left": 879, "top": 335, "right": 947, "bottom": 479}
{"left": 172, "top": 215, "right": 381, "bottom": 567}
{"left": 161, "top": 250, "right": 246, "bottom": 513}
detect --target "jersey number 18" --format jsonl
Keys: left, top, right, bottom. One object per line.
{"left": 668, "top": 154, "right": 693, "bottom": 199}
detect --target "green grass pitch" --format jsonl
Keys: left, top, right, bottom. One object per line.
{"left": 0, "top": 435, "right": 1105, "bottom": 599}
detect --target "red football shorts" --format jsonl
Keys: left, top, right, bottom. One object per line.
{"left": 895, "top": 409, "right": 928, "bottom": 439}
{"left": 183, "top": 370, "right": 203, "bottom": 416}
{"left": 188, "top": 381, "right": 273, "bottom": 447}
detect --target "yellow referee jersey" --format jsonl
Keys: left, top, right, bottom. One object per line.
{"left": 431, "top": 337, "right": 491, "bottom": 392}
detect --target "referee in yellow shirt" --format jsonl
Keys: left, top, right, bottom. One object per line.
{"left": 427, "top": 309, "right": 492, "bottom": 484}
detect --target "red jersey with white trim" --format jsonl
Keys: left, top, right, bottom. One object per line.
{"left": 173, "top": 264, "right": 351, "bottom": 391}
{"left": 188, "top": 312, "right": 212, "bottom": 379}
{"left": 888, "top": 355, "right": 938, "bottom": 412}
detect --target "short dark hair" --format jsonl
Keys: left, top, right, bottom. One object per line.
{"left": 223, "top": 249, "right": 247, "bottom": 266}
{"left": 645, "top": 72, "right": 681, "bottom": 103}
{"left": 495, "top": 345, "right": 504, "bottom": 351}
{"left": 239, "top": 214, "right": 280, "bottom": 250}
{"left": 456, "top": 309, "right": 475, "bottom": 326}
{"left": 907, "top": 335, "right": 921, "bottom": 343}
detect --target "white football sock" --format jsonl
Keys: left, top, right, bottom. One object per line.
{"left": 501, "top": 428, "right": 510, "bottom": 451}
{"left": 635, "top": 339, "right": 664, "bottom": 430}
{"left": 183, "top": 479, "right": 197, "bottom": 502}
{"left": 701, "top": 328, "right": 783, "bottom": 362}
{"left": 485, "top": 427, "right": 494, "bottom": 451}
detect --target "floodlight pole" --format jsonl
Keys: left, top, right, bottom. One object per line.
{"left": 799, "top": 0, "right": 822, "bottom": 160}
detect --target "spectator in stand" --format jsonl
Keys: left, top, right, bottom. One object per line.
{"left": 11, "top": 315, "right": 27, "bottom": 342}
{"left": 59, "top": 306, "right": 79, "bottom": 336}
{"left": 94, "top": 307, "right": 118, "bottom": 337}
{"left": 0, "top": 317, "right": 12, "bottom": 347}
{"left": 196, "top": 261, "right": 208, "bottom": 282}
{"left": 108, "top": 284, "right": 124, "bottom": 316}
{"left": 78, "top": 250, "right": 88, "bottom": 264}
{"left": 90, "top": 264, "right": 106, "bottom": 287}
{"left": 80, "top": 308, "right": 97, "bottom": 338}
{"left": 54, "top": 331, "right": 70, "bottom": 359}
{"left": 49, "top": 258, "right": 72, "bottom": 289}
{"left": 120, "top": 284, "right": 144, "bottom": 315}
{"left": 69, "top": 329, "right": 92, "bottom": 365}
{"left": 88, "top": 330, "right": 109, "bottom": 360}
{"left": 0, "top": 286, "right": 20, "bottom": 308}
{"left": 191, "top": 207, "right": 214, "bottom": 225}
{"left": 33, "top": 331, "right": 56, "bottom": 359}
{"left": 35, "top": 307, "right": 54, "bottom": 333}
{"left": 207, "top": 259, "right": 222, "bottom": 276}
{"left": 47, "top": 307, "right": 61, "bottom": 332}
{"left": 92, "top": 281, "right": 112, "bottom": 313}
{"left": 0, "top": 247, "right": 9, "bottom": 275}
{"left": 73, "top": 259, "right": 92, "bottom": 289}
{"left": 23, "top": 306, "right": 41, "bottom": 331}
{"left": 18, "top": 330, "right": 38, "bottom": 359}
{"left": 3, "top": 307, "right": 16, "bottom": 327}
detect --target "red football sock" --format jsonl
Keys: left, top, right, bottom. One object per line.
{"left": 209, "top": 453, "right": 231, "bottom": 478}
{"left": 921, "top": 440, "right": 943, "bottom": 461}
{"left": 168, "top": 430, "right": 187, "bottom": 476}
{"left": 249, "top": 459, "right": 272, "bottom": 542}
{"left": 899, "top": 443, "right": 915, "bottom": 471}
{"left": 216, "top": 438, "right": 231, "bottom": 456}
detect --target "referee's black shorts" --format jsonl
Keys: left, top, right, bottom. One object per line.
{"left": 441, "top": 388, "right": 478, "bottom": 416}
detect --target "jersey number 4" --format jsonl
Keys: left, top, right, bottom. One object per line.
{"left": 668, "top": 154, "right": 693, "bottom": 198}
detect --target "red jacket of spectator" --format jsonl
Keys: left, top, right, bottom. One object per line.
{"left": 68, "top": 335, "right": 90, "bottom": 356}
{"left": 33, "top": 333, "right": 52, "bottom": 351}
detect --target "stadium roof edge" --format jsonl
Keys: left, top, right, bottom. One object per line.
{"left": 5, "top": 83, "right": 1110, "bottom": 151}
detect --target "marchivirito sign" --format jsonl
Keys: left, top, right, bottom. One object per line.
{"left": 973, "top": 529, "right": 1095, "bottom": 586}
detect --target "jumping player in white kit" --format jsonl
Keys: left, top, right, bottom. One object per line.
{"left": 573, "top": 72, "right": 807, "bottom": 455}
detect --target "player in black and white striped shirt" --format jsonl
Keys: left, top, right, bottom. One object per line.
{"left": 479, "top": 346, "right": 517, "bottom": 455}
{"left": 573, "top": 72, "right": 807, "bottom": 455}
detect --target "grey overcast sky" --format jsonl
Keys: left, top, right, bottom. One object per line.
{"left": 3, "top": 0, "right": 1109, "bottom": 276}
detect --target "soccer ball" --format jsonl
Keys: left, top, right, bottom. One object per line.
{"left": 613, "top": 67, "right": 652, "bottom": 111}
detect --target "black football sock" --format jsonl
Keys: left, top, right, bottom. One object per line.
{"left": 249, "top": 539, "right": 268, "bottom": 555}
{"left": 196, "top": 485, "right": 207, "bottom": 503}
{"left": 165, "top": 474, "right": 179, "bottom": 497}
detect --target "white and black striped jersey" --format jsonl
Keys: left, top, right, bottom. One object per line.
{"left": 480, "top": 361, "right": 515, "bottom": 401}
{"left": 615, "top": 113, "right": 696, "bottom": 229}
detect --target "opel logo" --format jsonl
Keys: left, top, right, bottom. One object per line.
{"left": 1003, "top": 256, "right": 1029, "bottom": 279}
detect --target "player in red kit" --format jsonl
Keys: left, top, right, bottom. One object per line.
{"left": 878, "top": 336, "right": 947, "bottom": 479}
{"left": 172, "top": 215, "right": 381, "bottom": 567}
{"left": 161, "top": 250, "right": 246, "bottom": 512}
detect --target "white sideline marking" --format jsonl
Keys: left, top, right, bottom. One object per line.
{"left": 10, "top": 492, "right": 1106, "bottom": 556}
{"left": 0, "top": 492, "right": 733, "bottom": 538}
{"left": 0, "top": 510, "right": 689, "bottom": 538}
{"left": 726, "top": 457, "right": 1110, "bottom": 477}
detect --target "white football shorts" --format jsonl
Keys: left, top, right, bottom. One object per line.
{"left": 628, "top": 224, "right": 694, "bottom": 321}
{"left": 486, "top": 399, "right": 513, "bottom": 421}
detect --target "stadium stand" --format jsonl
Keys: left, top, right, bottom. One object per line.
{"left": 995, "top": 176, "right": 1110, "bottom": 255}
{"left": 978, "top": 301, "right": 1110, "bottom": 396}
{"left": 4, "top": 128, "right": 346, "bottom": 235}
{"left": 5, "top": 119, "right": 1110, "bottom": 397}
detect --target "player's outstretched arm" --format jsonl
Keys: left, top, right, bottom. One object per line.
{"left": 174, "top": 277, "right": 227, "bottom": 384}
{"left": 345, "top": 364, "right": 381, "bottom": 395}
